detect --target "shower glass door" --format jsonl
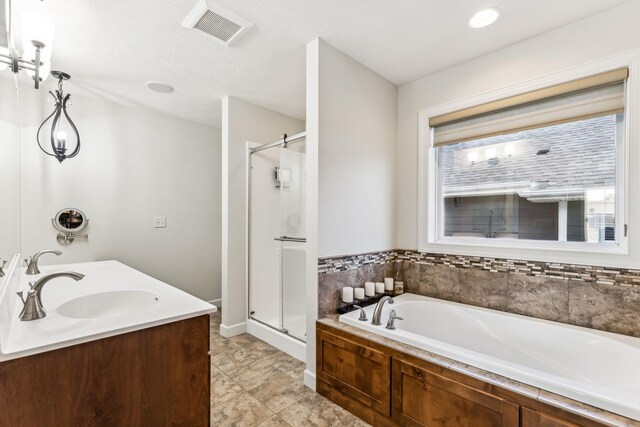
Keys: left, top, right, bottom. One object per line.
{"left": 249, "top": 136, "right": 306, "bottom": 342}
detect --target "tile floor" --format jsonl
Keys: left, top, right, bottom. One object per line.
{"left": 209, "top": 312, "right": 371, "bottom": 427}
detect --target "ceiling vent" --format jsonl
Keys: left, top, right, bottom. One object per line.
{"left": 183, "top": 1, "right": 253, "bottom": 46}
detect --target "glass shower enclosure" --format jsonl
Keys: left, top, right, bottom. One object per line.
{"left": 248, "top": 133, "right": 306, "bottom": 342}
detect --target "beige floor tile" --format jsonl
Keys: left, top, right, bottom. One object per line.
{"left": 265, "top": 352, "right": 305, "bottom": 375}
{"left": 231, "top": 334, "right": 282, "bottom": 358}
{"left": 256, "top": 414, "right": 292, "bottom": 427}
{"left": 211, "top": 344, "right": 261, "bottom": 373}
{"left": 211, "top": 392, "right": 275, "bottom": 427}
{"left": 251, "top": 372, "right": 315, "bottom": 413}
{"left": 227, "top": 360, "right": 284, "bottom": 391}
{"left": 210, "top": 337, "right": 243, "bottom": 356}
{"left": 210, "top": 364, "right": 226, "bottom": 378}
{"left": 278, "top": 394, "right": 347, "bottom": 427}
{"left": 211, "top": 373, "right": 246, "bottom": 406}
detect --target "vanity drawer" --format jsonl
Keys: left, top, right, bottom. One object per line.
{"left": 317, "top": 329, "right": 391, "bottom": 416}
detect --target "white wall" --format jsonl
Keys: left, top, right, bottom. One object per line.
{"left": 18, "top": 83, "right": 222, "bottom": 302}
{"left": 221, "top": 96, "right": 304, "bottom": 335}
{"left": 397, "top": 0, "right": 640, "bottom": 249}
{"left": 316, "top": 39, "right": 398, "bottom": 257}
{"left": 0, "top": 77, "right": 20, "bottom": 260}
{"left": 305, "top": 38, "right": 398, "bottom": 388}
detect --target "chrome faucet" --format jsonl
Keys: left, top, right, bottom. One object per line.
{"left": 352, "top": 304, "right": 368, "bottom": 322}
{"left": 0, "top": 259, "right": 6, "bottom": 278}
{"left": 17, "top": 271, "right": 84, "bottom": 321}
{"left": 385, "top": 310, "right": 404, "bottom": 330}
{"left": 24, "top": 250, "right": 62, "bottom": 275}
{"left": 371, "top": 296, "right": 394, "bottom": 326}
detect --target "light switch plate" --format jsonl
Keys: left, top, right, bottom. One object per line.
{"left": 154, "top": 217, "right": 166, "bottom": 228}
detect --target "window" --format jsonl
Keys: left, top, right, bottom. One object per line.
{"left": 422, "top": 67, "right": 630, "bottom": 257}
{"left": 439, "top": 114, "right": 622, "bottom": 243}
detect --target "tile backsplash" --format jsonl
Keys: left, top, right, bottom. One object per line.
{"left": 318, "top": 250, "right": 640, "bottom": 338}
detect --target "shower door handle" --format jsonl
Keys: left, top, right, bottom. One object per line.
{"left": 274, "top": 236, "right": 306, "bottom": 243}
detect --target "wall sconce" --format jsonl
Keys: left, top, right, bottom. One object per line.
{"left": 37, "top": 71, "right": 81, "bottom": 163}
{"left": 0, "top": 0, "right": 54, "bottom": 89}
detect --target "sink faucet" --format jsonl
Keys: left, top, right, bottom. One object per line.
{"left": 371, "top": 296, "right": 394, "bottom": 326}
{"left": 17, "top": 271, "right": 84, "bottom": 321}
{"left": 24, "top": 250, "right": 63, "bottom": 275}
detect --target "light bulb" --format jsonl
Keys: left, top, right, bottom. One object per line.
{"left": 468, "top": 151, "right": 479, "bottom": 163}
{"left": 468, "top": 8, "right": 500, "bottom": 29}
{"left": 56, "top": 130, "right": 68, "bottom": 141}
{"left": 22, "top": 14, "right": 55, "bottom": 49}
{"left": 485, "top": 147, "right": 497, "bottom": 159}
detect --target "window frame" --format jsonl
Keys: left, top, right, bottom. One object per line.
{"left": 418, "top": 52, "right": 640, "bottom": 267}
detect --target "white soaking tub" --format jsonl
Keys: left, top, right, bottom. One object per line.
{"left": 339, "top": 293, "right": 640, "bottom": 421}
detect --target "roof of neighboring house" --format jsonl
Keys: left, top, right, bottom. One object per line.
{"left": 442, "top": 114, "right": 617, "bottom": 201}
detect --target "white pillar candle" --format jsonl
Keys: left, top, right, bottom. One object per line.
{"left": 384, "top": 277, "right": 394, "bottom": 291}
{"left": 375, "top": 282, "right": 385, "bottom": 294}
{"left": 342, "top": 287, "right": 354, "bottom": 303}
{"left": 354, "top": 287, "right": 365, "bottom": 300}
{"left": 365, "top": 282, "right": 375, "bottom": 297}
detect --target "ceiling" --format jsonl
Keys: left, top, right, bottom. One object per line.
{"left": 13, "top": 0, "right": 633, "bottom": 127}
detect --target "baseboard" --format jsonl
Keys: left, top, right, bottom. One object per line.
{"left": 207, "top": 298, "right": 222, "bottom": 308}
{"left": 246, "top": 319, "right": 306, "bottom": 362}
{"left": 219, "top": 321, "right": 246, "bottom": 337}
{"left": 303, "top": 369, "right": 316, "bottom": 391}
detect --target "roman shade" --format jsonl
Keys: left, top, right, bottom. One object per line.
{"left": 431, "top": 68, "right": 628, "bottom": 147}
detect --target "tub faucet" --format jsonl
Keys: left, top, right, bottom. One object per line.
{"left": 385, "top": 310, "right": 404, "bottom": 330}
{"left": 371, "top": 296, "right": 394, "bottom": 326}
{"left": 24, "top": 250, "right": 63, "bottom": 275}
{"left": 352, "top": 304, "right": 368, "bottom": 322}
{"left": 17, "top": 271, "right": 84, "bottom": 321}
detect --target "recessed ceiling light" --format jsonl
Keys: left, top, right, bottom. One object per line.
{"left": 468, "top": 7, "right": 501, "bottom": 29}
{"left": 145, "top": 81, "right": 175, "bottom": 93}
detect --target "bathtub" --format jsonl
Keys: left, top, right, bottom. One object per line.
{"left": 339, "top": 293, "right": 640, "bottom": 421}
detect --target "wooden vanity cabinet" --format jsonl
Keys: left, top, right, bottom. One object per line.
{"left": 392, "top": 358, "right": 519, "bottom": 427}
{"left": 0, "top": 315, "right": 210, "bottom": 427}
{"left": 317, "top": 322, "right": 619, "bottom": 427}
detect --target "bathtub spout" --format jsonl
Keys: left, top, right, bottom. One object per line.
{"left": 371, "top": 296, "right": 394, "bottom": 326}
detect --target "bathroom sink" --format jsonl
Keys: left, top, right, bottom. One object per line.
{"left": 56, "top": 290, "right": 160, "bottom": 319}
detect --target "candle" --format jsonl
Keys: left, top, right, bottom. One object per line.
{"left": 364, "top": 282, "right": 375, "bottom": 297}
{"left": 354, "top": 287, "right": 365, "bottom": 300}
{"left": 384, "top": 277, "right": 394, "bottom": 291}
{"left": 375, "top": 282, "right": 385, "bottom": 294}
{"left": 342, "top": 287, "right": 354, "bottom": 303}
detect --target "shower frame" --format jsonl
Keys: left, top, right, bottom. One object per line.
{"left": 247, "top": 131, "right": 307, "bottom": 343}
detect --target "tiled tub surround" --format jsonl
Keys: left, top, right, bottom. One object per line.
{"left": 318, "top": 250, "right": 640, "bottom": 337}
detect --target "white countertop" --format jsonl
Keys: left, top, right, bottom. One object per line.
{"left": 0, "top": 260, "right": 216, "bottom": 362}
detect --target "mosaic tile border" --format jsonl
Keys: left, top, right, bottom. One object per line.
{"left": 318, "top": 250, "right": 397, "bottom": 274}
{"left": 319, "top": 249, "right": 640, "bottom": 287}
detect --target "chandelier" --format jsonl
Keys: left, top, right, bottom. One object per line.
{"left": 37, "top": 71, "right": 81, "bottom": 163}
